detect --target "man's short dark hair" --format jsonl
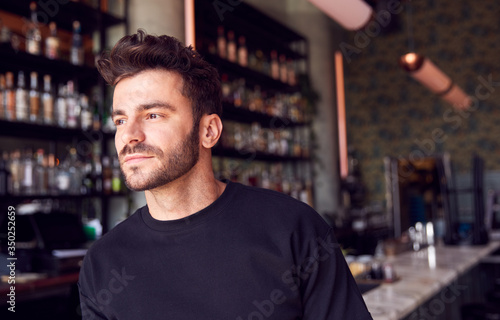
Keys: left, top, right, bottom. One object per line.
{"left": 97, "top": 29, "right": 222, "bottom": 124}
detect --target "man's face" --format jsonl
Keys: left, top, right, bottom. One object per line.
{"left": 112, "top": 69, "right": 199, "bottom": 191}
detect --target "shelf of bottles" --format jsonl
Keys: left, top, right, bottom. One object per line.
{"left": 0, "top": 1, "right": 127, "bottom": 232}
{"left": 195, "top": 0, "right": 314, "bottom": 206}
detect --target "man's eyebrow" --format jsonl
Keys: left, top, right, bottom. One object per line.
{"left": 111, "top": 101, "right": 176, "bottom": 119}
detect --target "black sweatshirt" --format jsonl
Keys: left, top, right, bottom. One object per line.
{"left": 78, "top": 181, "right": 372, "bottom": 319}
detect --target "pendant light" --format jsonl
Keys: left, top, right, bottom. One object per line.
{"left": 307, "top": 0, "right": 373, "bottom": 30}
{"left": 399, "top": 2, "right": 470, "bottom": 109}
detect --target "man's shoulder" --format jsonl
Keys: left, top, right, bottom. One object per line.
{"left": 230, "top": 182, "right": 329, "bottom": 230}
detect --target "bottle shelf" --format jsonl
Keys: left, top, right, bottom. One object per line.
{"left": 195, "top": 0, "right": 307, "bottom": 61}
{"left": 0, "top": 0, "right": 125, "bottom": 34}
{"left": 0, "top": 43, "right": 97, "bottom": 80}
{"left": 213, "top": 145, "right": 309, "bottom": 162}
{"left": 203, "top": 53, "right": 299, "bottom": 93}
{"left": 223, "top": 103, "right": 308, "bottom": 128}
{"left": 0, "top": 119, "right": 114, "bottom": 141}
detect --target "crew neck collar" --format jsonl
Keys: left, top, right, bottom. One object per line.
{"left": 140, "top": 180, "right": 236, "bottom": 232}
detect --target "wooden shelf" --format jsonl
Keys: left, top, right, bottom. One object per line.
{"left": 213, "top": 145, "right": 309, "bottom": 162}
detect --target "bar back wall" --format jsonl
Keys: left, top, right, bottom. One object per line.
{"left": 343, "top": 0, "right": 500, "bottom": 203}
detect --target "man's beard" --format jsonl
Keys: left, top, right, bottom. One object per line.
{"left": 119, "top": 125, "right": 200, "bottom": 191}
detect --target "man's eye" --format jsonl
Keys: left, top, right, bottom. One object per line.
{"left": 115, "top": 119, "right": 126, "bottom": 125}
{"left": 148, "top": 114, "right": 161, "bottom": 119}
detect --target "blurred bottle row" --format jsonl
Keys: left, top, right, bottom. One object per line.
{"left": 210, "top": 26, "right": 299, "bottom": 86}
{"left": 213, "top": 157, "right": 314, "bottom": 207}
{"left": 0, "top": 71, "right": 115, "bottom": 132}
{"left": 0, "top": 3, "right": 85, "bottom": 65}
{"left": 0, "top": 145, "right": 124, "bottom": 196}
{"left": 222, "top": 76, "right": 309, "bottom": 123}
{"left": 220, "top": 121, "right": 310, "bottom": 158}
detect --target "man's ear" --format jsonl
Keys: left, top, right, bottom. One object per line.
{"left": 199, "top": 114, "right": 223, "bottom": 149}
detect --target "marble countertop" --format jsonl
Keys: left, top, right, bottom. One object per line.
{"left": 362, "top": 241, "right": 500, "bottom": 320}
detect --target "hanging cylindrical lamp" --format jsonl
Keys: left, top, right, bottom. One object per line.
{"left": 307, "top": 0, "right": 373, "bottom": 30}
{"left": 399, "top": 53, "right": 471, "bottom": 109}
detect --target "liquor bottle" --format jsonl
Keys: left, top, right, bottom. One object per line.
{"left": 26, "top": 2, "right": 41, "bottom": 55}
{"left": 82, "top": 161, "right": 93, "bottom": 194}
{"left": 42, "top": 75, "right": 54, "bottom": 125}
{"left": 0, "top": 18, "right": 12, "bottom": 44}
{"left": 270, "top": 50, "right": 279, "bottom": 80}
{"left": 56, "top": 151, "right": 71, "bottom": 194}
{"left": 279, "top": 54, "right": 288, "bottom": 83}
{"left": 45, "top": 22, "right": 60, "bottom": 59}
{"left": 92, "top": 153, "right": 103, "bottom": 193}
{"left": 67, "top": 148, "right": 83, "bottom": 195}
{"left": 34, "top": 148, "right": 47, "bottom": 195}
{"left": 217, "top": 26, "right": 226, "bottom": 59}
{"left": 8, "top": 150, "right": 21, "bottom": 195}
{"left": 29, "top": 72, "right": 41, "bottom": 123}
{"left": 237, "top": 36, "right": 248, "bottom": 67}
{"left": 111, "top": 156, "right": 122, "bottom": 193}
{"left": 15, "top": 71, "right": 29, "bottom": 122}
{"left": 80, "top": 94, "right": 92, "bottom": 131}
{"left": 233, "top": 78, "right": 246, "bottom": 107}
{"left": 47, "top": 152, "right": 57, "bottom": 195}
{"left": 0, "top": 74, "right": 5, "bottom": 120}
{"left": 221, "top": 74, "right": 233, "bottom": 104}
{"left": 227, "top": 31, "right": 237, "bottom": 62}
{"left": 102, "top": 156, "right": 112, "bottom": 195}
{"left": 5, "top": 72, "right": 15, "bottom": 121}
{"left": 66, "top": 80, "right": 80, "bottom": 128}
{"left": 71, "top": 21, "right": 84, "bottom": 65}
{"left": 21, "top": 148, "right": 35, "bottom": 195}
{"left": 56, "top": 84, "right": 67, "bottom": 127}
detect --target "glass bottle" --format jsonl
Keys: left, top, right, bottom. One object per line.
{"left": 80, "top": 94, "right": 92, "bottom": 131}
{"left": 102, "top": 156, "right": 112, "bottom": 195}
{"left": 8, "top": 150, "right": 21, "bottom": 195}
{"left": 270, "top": 50, "right": 279, "bottom": 80}
{"left": 34, "top": 148, "right": 47, "bottom": 195}
{"left": 237, "top": 36, "right": 248, "bottom": 67}
{"left": 47, "top": 152, "right": 57, "bottom": 195}
{"left": 29, "top": 71, "right": 40, "bottom": 123}
{"left": 15, "top": 71, "right": 29, "bottom": 122}
{"left": 279, "top": 54, "right": 288, "bottom": 83}
{"left": 227, "top": 30, "right": 236, "bottom": 62}
{"left": 42, "top": 75, "right": 54, "bottom": 125}
{"left": 56, "top": 84, "right": 67, "bottom": 127}
{"left": 21, "top": 148, "right": 35, "bottom": 195}
{"left": 111, "top": 156, "right": 122, "bottom": 193}
{"left": 45, "top": 22, "right": 60, "bottom": 60}
{"left": 217, "top": 26, "right": 226, "bottom": 59}
{"left": 5, "top": 72, "right": 15, "bottom": 121}
{"left": 66, "top": 80, "right": 80, "bottom": 128}
{"left": 26, "top": 2, "right": 41, "bottom": 55}
{"left": 68, "top": 148, "right": 82, "bottom": 195}
{"left": 71, "top": 21, "right": 84, "bottom": 65}
{"left": 56, "top": 151, "right": 71, "bottom": 194}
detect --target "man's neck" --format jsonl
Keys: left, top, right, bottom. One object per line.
{"left": 144, "top": 168, "right": 226, "bottom": 221}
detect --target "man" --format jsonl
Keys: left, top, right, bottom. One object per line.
{"left": 78, "top": 30, "right": 372, "bottom": 320}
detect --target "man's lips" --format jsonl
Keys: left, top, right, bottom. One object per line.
{"left": 123, "top": 154, "right": 154, "bottom": 164}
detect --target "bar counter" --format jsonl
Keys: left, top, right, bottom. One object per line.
{"left": 363, "top": 241, "right": 500, "bottom": 319}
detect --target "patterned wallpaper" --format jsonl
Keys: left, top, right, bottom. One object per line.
{"left": 343, "top": 0, "right": 500, "bottom": 203}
